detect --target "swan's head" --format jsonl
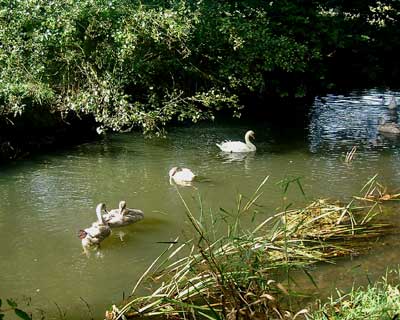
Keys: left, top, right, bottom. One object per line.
{"left": 378, "top": 117, "right": 386, "bottom": 125}
{"left": 96, "top": 203, "right": 107, "bottom": 213}
{"left": 246, "top": 130, "right": 255, "bottom": 140}
{"left": 118, "top": 200, "right": 127, "bottom": 212}
{"left": 78, "top": 229, "right": 87, "bottom": 239}
{"left": 169, "top": 167, "right": 179, "bottom": 178}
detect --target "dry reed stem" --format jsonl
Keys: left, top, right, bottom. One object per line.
{"left": 344, "top": 146, "right": 357, "bottom": 163}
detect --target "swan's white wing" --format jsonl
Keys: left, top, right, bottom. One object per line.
{"left": 103, "top": 208, "right": 120, "bottom": 223}
{"left": 106, "top": 209, "right": 144, "bottom": 227}
{"left": 84, "top": 224, "right": 110, "bottom": 240}
{"left": 174, "top": 169, "right": 195, "bottom": 181}
{"left": 216, "top": 140, "right": 235, "bottom": 151}
{"left": 125, "top": 209, "right": 144, "bottom": 223}
{"left": 84, "top": 225, "right": 99, "bottom": 236}
{"left": 217, "top": 141, "right": 252, "bottom": 152}
{"left": 105, "top": 214, "right": 124, "bottom": 227}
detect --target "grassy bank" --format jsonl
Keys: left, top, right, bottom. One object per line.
{"left": 309, "top": 270, "right": 400, "bottom": 320}
{"left": 105, "top": 176, "right": 396, "bottom": 319}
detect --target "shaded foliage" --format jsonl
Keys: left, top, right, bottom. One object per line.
{"left": 0, "top": 0, "right": 399, "bottom": 135}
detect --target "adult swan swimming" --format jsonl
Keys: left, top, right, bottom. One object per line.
{"left": 216, "top": 130, "right": 256, "bottom": 153}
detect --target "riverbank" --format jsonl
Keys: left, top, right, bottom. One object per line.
{"left": 309, "top": 270, "right": 400, "bottom": 320}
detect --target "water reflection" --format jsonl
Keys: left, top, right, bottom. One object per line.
{"left": 308, "top": 90, "right": 400, "bottom": 153}
{"left": 218, "top": 151, "right": 255, "bottom": 163}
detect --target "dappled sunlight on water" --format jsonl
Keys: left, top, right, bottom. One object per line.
{"left": 0, "top": 89, "right": 399, "bottom": 318}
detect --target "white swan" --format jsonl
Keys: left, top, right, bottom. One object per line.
{"left": 79, "top": 203, "right": 111, "bottom": 251}
{"left": 216, "top": 130, "right": 256, "bottom": 153}
{"left": 388, "top": 96, "right": 397, "bottom": 110}
{"left": 377, "top": 118, "right": 400, "bottom": 134}
{"left": 103, "top": 200, "right": 144, "bottom": 227}
{"left": 169, "top": 167, "right": 196, "bottom": 186}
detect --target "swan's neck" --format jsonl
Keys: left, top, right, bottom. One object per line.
{"left": 244, "top": 133, "right": 255, "bottom": 150}
{"left": 390, "top": 96, "right": 397, "bottom": 106}
{"left": 119, "top": 202, "right": 127, "bottom": 215}
{"left": 96, "top": 206, "right": 105, "bottom": 224}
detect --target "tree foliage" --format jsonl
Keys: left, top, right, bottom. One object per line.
{"left": 0, "top": 0, "right": 399, "bottom": 134}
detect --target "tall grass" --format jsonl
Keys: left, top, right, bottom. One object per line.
{"left": 105, "top": 176, "right": 393, "bottom": 320}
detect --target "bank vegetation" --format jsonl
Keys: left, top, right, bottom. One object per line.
{"left": 105, "top": 176, "right": 397, "bottom": 319}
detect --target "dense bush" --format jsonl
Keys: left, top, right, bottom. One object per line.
{"left": 0, "top": 0, "right": 399, "bottom": 135}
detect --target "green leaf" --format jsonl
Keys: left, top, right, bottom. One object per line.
{"left": 15, "top": 309, "right": 32, "bottom": 320}
{"left": 0, "top": 313, "right": 4, "bottom": 320}
{"left": 6, "top": 299, "right": 17, "bottom": 308}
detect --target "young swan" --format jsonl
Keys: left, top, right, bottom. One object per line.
{"left": 377, "top": 118, "right": 400, "bottom": 134}
{"left": 169, "top": 167, "right": 196, "bottom": 186}
{"left": 103, "top": 200, "right": 144, "bottom": 227}
{"left": 388, "top": 96, "right": 397, "bottom": 110}
{"left": 216, "top": 130, "right": 256, "bottom": 153}
{"left": 79, "top": 203, "right": 111, "bottom": 252}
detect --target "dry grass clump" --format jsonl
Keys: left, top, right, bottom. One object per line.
{"left": 106, "top": 176, "right": 394, "bottom": 320}
{"left": 278, "top": 199, "right": 391, "bottom": 248}
{"left": 354, "top": 174, "right": 400, "bottom": 202}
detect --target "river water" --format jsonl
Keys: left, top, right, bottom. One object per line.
{"left": 1, "top": 89, "right": 399, "bottom": 318}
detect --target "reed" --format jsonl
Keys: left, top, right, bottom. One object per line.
{"left": 354, "top": 173, "right": 400, "bottom": 202}
{"left": 106, "top": 177, "right": 393, "bottom": 320}
{"left": 344, "top": 146, "right": 357, "bottom": 164}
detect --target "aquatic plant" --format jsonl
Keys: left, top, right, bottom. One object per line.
{"left": 105, "top": 176, "right": 392, "bottom": 319}
{"left": 344, "top": 146, "right": 357, "bottom": 164}
{"left": 354, "top": 174, "right": 400, "bottom": 202}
